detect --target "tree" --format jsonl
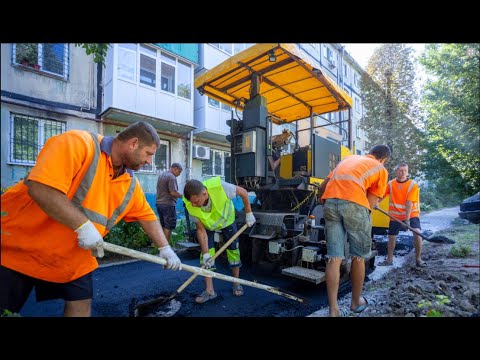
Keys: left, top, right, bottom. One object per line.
{"left": 419, "top": 44, "right": 479, "bottom": 193}
{"left": 360, "top": 44, "right": 423, "bottom": 176}
{"left": 75, "top": 43, "right": 110, "bottom": 66}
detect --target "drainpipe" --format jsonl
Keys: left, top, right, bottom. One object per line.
{"left": 187, "top": 130, "right": 194, "bottom": 180}
{"left": 96, "top": 61, "right": 103, "bottom": 120}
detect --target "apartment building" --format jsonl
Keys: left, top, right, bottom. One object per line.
{"left": 1, "top": 43, "right": 368, "bottom": 196}
{"left": 1, "top": 43, "right": 100, "bottom": 188}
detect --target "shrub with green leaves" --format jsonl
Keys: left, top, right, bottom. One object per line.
{"left": 104, "top": 220, "right": 151, "bottom": 250}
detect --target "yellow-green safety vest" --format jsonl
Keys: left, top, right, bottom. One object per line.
{"left": 183, "top": 177, "right": 235, "bottom": 231}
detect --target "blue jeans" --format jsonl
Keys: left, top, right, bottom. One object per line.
{"left": 324, "top": 198, "right": 372, "bottom": 259}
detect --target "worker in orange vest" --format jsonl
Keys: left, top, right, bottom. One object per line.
{"left": 1, "top": 121, "right": 182, "bottom": 317}
{"left": 378, "top": 162, "right": 425, "bottom": 267}
{"left": 318, "top": 144, "right": 391, "bottom": 317}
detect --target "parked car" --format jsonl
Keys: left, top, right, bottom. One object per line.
{"left": 459, "top": 192, "right": 480, "bottom": 224}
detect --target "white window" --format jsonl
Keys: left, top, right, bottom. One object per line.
{"left": 9, "top": 114, "right": 66, "bottom": 165}
{"left": 177, "top": 60, "right": 192, "bottom": 99}
{"left": 137, "top": 139, "right": 170, "bottom": 173}
{"left": 356, "top": 125, "right": 361, "bottom": 138}
{"left": 324, "top": 46, "right": 333, "bottom": 62}
{"left": 343, "top": 64, "right": 349, "bottom": 79}
{"left": 208, "top": 97, "right": 220, "bottom": 108}
{"left": 355, "top": 97, "right": 361, "bottom": 113}
{"left": 354, "top": 72, "right": 360, "bottom": 87}
{"left": 139, "top": 45, "right": 157, "bottom": 88}
{"left": 14, "top": 43, "right": 69, "bottom": 79}
{"left": 202, "top": 150, "right": 230, "bottom": 177}
{"left": 161, "top": 53, "right": 176, "bottom": 94}
{"left": 118, "top": 44, "right": 137, "bottom": 82}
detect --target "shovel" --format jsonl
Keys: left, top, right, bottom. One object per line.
{"left": 102, "top": 241, "right": 307, "bottom": 317}
{"left": 373, "top": 206, "right": 455, "bottom": 244}
{"left": 132, "top": 223, "right": 248, "bottom": 317}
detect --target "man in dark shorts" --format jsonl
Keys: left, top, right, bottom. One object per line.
{"left": 156, "top": 163, "right": 183, "bottom": 243}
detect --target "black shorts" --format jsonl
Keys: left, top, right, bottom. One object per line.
{"left": 156, "top": 204, "right": 177, "bottom": 230}
{"left": 388, "top": 216, "right": 421, "bottom": 236}
{"left": 0, "top": 265, "right": 93, "bottom": 313}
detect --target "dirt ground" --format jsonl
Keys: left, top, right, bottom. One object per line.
{"left": 310, "top": 221, "right": 480, "bottom": 317}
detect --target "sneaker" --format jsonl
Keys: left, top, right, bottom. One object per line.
{"left": 195, "top": 290, "right": 217, "bottom": 304}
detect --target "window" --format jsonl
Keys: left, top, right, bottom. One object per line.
{"left": 137, "top": 139, "right": 170, "bottom": 173}
{"left": 118, "top": 44, "right": 137, "bottom": 82}
{"left": 177, "top": 60, "right": 192, "bottom": 99}
{"left": 354, "top": 72, "right": 360, "bottom": 87}
{"left": 208, "top": 97, "right": 220, "bottom": 108}
{"left": 161, "top": 53, "right": 176, "bottom": 94}
{"left": 14, "top": 43, "right": 69, "bottom": 79}
{"left": 324, "top": 46, "right": 333, "bottom": 62}
{"left": 343, "top": 64, "right": 349, "bottom": 79}
{"left": 355, "top": 97, "right": 361, "bottom": 113}
{"left": 139, "top": 45, "right": 156, "bottom": 87}
{"left": 356, "top": 149, "right": 362, "bottom": 155}
{"left": 202, "top": 150, "right": 230, "bottom": 177}
{"left": 9, "top": 114, "right": 66, "bottom": 165}
{"left": 356, "top": 125, "right": 361, "bottom": 138}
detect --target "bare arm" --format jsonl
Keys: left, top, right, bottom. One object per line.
{"left": 235, "top": 185, "right": 252, "bottom": 214}
{"left": 405, "top": 200, "right": 413, "bottom": 220}
{"left": 316, "top": 177, "right": 330, "bottom": 202}
{"left": 194, "top": 220, "right": 209, "bottom": 254}
{"left": 27, "top": 180, "right": 88, "bottom": 230}
{"left": 367, "top": 192, "right": 381, "bottom": 210}
{"left": 137, "top": 219, "right": 170, "bottom": 248}
{"left": 169, "top": 190, "right": 183, "bottom": 198}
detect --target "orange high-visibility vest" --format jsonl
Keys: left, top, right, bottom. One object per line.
{"left": 384, "top": 178, "right": 420, "bottom": 220}
{"left": 321, "top": 155, "right": 389, "bottom": 210}
{"left": 1, "top": 130, "right": 157, "bottom": 283}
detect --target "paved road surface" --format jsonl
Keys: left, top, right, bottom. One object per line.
{"left": 19, "top": 206, "right": 460, "bottom": 317}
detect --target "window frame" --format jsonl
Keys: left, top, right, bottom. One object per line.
{"left": 136, "top": 139, "right": 170, "bottom": 174}
{"left": 12, "top": 43, "right": 69, "bottom": 80}
{"left": 9, "top": 113, "right": 67, "bottom": 166}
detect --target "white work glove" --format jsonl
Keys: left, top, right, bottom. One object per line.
{"left": 202, "top": 252, "right": 215, "bottom": 269}
{"left": 402, "top": 219, "right": 411, "bottom": 231}
{"left": 158, "top": 245, "right": 182, "bottom": 270}
{"left": 246, "top": 212, "right": 256, "bottom": 227}
{"left": 74, "top": 220, "right": 105, "bottom": 258}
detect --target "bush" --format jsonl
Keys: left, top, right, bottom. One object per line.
{"left": 104, "top": 220, "right": 151, "bottom": 250}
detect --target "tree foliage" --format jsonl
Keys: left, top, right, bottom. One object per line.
{"left": 75, "top": 43, "right": 110, "bottom": 65}
{"left": 360, "top": 44, "right": 423, "bottom": 176}
{"left": 419, "top": 44, "right": 479, "bottom": 194}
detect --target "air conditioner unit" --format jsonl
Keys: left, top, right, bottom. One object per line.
{"left": 193, "top": 145, "right": 210, "bottom": 160}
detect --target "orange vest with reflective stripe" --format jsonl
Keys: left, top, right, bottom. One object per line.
{"left": 384, "top": 178, "right": 420, "bottom": 220}
{"left": 321, "top": 155, "right": 389, "bottom": 210}
{"left": 1, "top": 130, "right": 147, "bottom": 283}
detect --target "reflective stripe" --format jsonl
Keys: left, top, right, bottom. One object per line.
{"left": 392, "top": 203, "right": 406, "bottom": 209}
{"left": 331, "top": 161, "right": 385, "bottom": 192}
{"left": 106, "top": 177, "right": 136, "bottom": 230}
{"left": 390, "top": 210, "right": 406, "bottom": 216}
{"left": 210, "top": 200, "right": 234, "bottom": 230}
{"left": 71, "top": 132, "right": 136, "bottom": 230}
{"left": 71, "top": 132, "right": 100, "bottom": 208}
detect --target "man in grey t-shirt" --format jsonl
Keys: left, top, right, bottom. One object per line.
{"left": 156, "top": 163, "right": 183, "bottom": 243}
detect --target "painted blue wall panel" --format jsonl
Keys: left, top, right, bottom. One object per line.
{"left": 154, "top": 44, "right": 198, "bottom": 64}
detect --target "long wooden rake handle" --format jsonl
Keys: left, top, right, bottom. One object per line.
{"left": 102, "top": 242, "right": 307, "bottom": 304}
{"left": 176, "top": 223, "right": 249, "bottom": 293}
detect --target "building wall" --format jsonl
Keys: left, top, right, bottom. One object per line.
{"left": 1, "top": 43, "right": 99, "bottom": 189}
